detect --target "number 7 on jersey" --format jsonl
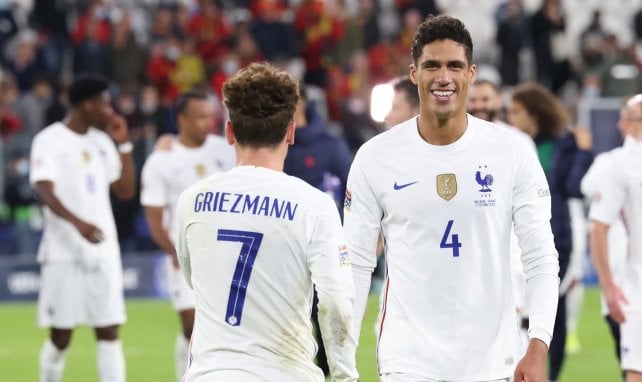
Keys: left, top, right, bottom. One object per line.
{"left": 217, "top": 229, "right": 264, "bottom": 326}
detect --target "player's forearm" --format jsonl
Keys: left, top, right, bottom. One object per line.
{"left": 111, "top": 151, "right": 136, "bottom": 200}
{"left": 144, "top": 209, "right": 177, "bottom": 256}
{"left": 590, "top": 221, "right": 614, "bottom": 289}
{"left": 351, "top": 264, "right": 372, "bottom": 342}
{"left": 35, "top": 181, "right": 84, "bottom": 228}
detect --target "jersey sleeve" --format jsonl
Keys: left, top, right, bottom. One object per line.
{"left": 29, "top": 133, "right": 58, "bottom": 184}
{"left": 140, "top": 154, "right": 168, "bottom": 207}
{"left": 307, "top": 196, "right": 358, "bottom": 382}
{"left": 98, "top": 132, "right": 122, "bottom": 184}
{"left": 512, "top": 144, "right": 559, "bottom": 347}
{"left": 342, "top": 147, "right": 382, "bottom": 341}
{"left": 588, "top": 160, "right": 626, "bottom": 226}
{"left": 175, "top": 188, "right": 193, "bottom": 288}
{"left": 580, "top": 152, "right": 611, "bottom": 197}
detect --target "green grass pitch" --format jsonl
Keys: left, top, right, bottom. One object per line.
{"left": 0, "top": 288, "right": 621, "bottom": 381}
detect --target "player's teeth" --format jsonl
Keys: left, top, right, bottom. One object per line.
{"left": 433, "top": 91, "right": 453, "bottom": 96}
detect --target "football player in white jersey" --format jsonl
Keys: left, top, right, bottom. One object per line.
{"left": 30, "top": 75, "right": 136, "bottom": 382}
{"left": 141, "top": 91, "right": 234, "bottom": 380}
{"left": 175, "top": 62, "right": 358, "bottom": 382}
{"left": 589, "top": 94, "right": 642, "bottom": 382}
{"left": 344, "top": 15, "right": 559, "bottom": 382}
{"left": 581, "top": 97, "right": 636, "bottom": 363}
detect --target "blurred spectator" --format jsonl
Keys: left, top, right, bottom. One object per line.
{"left": 394, "top": 0, "right": 440, "bottom": 18}
{"left": 45, "top": 79, "right": 69, "bottom": 126}
{"left": 109, "top": 11, "right": 149, "bottom": 88}
{"left": 13, "top": 74, "right": 53, "bottom": 153}
{"left": 357, "top": 0, "right": 380, "bottom": 51}
{"left": 294, "top": 0, "right": 342, "bottom": 86}
{"left": 0, "top": 74, "right": 21, "bottom": 140}
{"left": 531, "top": 0, "right": 572, "bottom": 93}
{"left": 147, "top": 39, "right": 180, "bottom": 102}
{"left": 496, "top": 0, "right": 528, "bottom": 86}
{"left": 0, "top": 2, "right": 18, "bottom": 66}
{"left": 29, "top": 0, "right": 69, "bottom": 78}
{"left": 186, "top": 0, "right": 232, "bottom": 65}
{"left": 150, "top": 6, "right": 180, "bottom": 42}
{"left": 600, "top": 43, "right": 642, "bottom": 97}
{"left": 72, "top": 15, "right": 111, "bottom": 76}
{"left": 384, "top": 76, "right": 419, "bottom": 128}
{"left": 4, "top": 30, "right": 47, "bottom": 92}
{"left": 329, "top": 0, "right": 362, "bottom": 68}
{"left": 250, "top": 0, "right": 296, "bottom": 61}
{"left": 171, "top": 38, "right": 206, "bottom": 93}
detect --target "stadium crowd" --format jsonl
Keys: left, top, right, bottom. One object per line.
{"left": 1, "top": 0, "right": 642, "bottom": 255}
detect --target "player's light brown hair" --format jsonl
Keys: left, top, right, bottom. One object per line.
{"left": 222, "top": 62, "right": 299, "bottom": 148}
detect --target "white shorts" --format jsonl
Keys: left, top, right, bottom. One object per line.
{"left": 37, "top": 257, "right": 126, "bottom": 329}
{"left": 184, "top": 367, "right": 324, "bottom": 382}
{"left": 380, "top": 373, "right": 510, "bottom": 382}
{"left": 165, "top": 256, "right": 194, "bottom": 311}
{"left": 621, "top": 311, "right": 642, "bottom": 373}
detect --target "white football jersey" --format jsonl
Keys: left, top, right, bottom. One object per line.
{"left": 589, "top": 139, "right": 642, "bottom": 312}
{"left": 581, "top": 141, "right": 632, "bottom": 315}
{"left": 176, "top": 166, "right": 358, "bottom": 382}
{"left": 344, "top": 115, "right": 559, "bottom": 381}
{"left": 30, "top": 122, "right": 122, "bottom": 264}
{"left": 140, "top": 134, "right": 234, "bottom": 242}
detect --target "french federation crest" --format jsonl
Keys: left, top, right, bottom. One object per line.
{"left": 436, "top": 173, "right": 457, "bottom": 201}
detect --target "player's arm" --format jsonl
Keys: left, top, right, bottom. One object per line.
{"left": 343, "top": 149, "right": 382, "bottom": 341}
{"left": 511, "top": 144, "right": 559, "bottom": 380}
{"left": 108, "top": 114, "right": 136, "bottom": 200}
{"left": 144, "top": 206, "right": 179, "bottom": 268}
{"left": 34, "top": 181, "right": 104, "bottom": 243}
{"left": 308, "top": 199, "right": 359, "bottom": 382}
{"left": 588, "top": 167, "right": 628, "bottom": 323}
{"left": 140, "top": 154, "right": 179, "bottom": 266}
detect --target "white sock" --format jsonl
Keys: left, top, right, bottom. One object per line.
{"left": 566, "top": 283, "right": 585, "bottom": 333}
{"left": 39, "top": 339, "right": 67, "bottom": 382}
{"left": 97, "top": 340, "right": 125, "bottom": 382}
{"left": 175, "top": 334, "right": 189, "bottom": 381}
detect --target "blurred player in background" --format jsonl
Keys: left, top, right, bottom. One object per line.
{"left": 581, "top": 96, "right": 636, "bottom": 364}
{"left": 589, "top": 94, "right": 642, "bottom": 382}
{"left": 176, "top": 62, "right": 358, "bottom": 382}
{"left": 140, "top": 91, "right": 234, "bottom": 381}
{"left": 30, "top": 74, "right": 136, "bottom": 382}
{"left": 383, "top": 76, "right": 420, "bottom": 128}
{"left": 345, "top": 15, "right": 559, "bottom": 382}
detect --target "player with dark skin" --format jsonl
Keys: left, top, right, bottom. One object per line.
{"left": 34, "top": 87, "right": 135, "bottom": 351}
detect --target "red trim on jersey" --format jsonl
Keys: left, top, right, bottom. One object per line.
{"left": 376, "top": 276, "right": 390, "bottom": 369}
{"left": 181, "top": 334, "right": 194, "bottom": 382}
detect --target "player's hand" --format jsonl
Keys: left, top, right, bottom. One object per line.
{"left": 573, "top": 127, "right": 592, "bottom": 151}
{"left": 106, "top": 113, "right": 130, "bottom": 144}
{"left": 154, "top": 134, "right": 176, "bottom": 152}
{"left": 604, "top": 284, "right": 628, "bottom": 323}
{"left": 514, "top": 339, "right": 548, "bottom": 382}
{"left": 74, "top": 219, "right": 105, "bottom": 244}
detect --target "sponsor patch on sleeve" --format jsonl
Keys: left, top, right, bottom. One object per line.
{"left": 339, "top": 244, "right": 351, "bottom": 268}
{"left": 343, "top": 188, "right": 352, "bottom": 212}
{"left": 537, "top": 188, "right": 550, "bottom": 198}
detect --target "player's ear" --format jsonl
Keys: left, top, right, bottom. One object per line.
{"left": 225, "top": 121, "right": 235, "bottom": 145}
{"left": 469, "top": 63, "right": 477, "bottom": 84}
{"left": 286, "top": 120, "right": 295, "bottom": 145}
{"left": 409, "top": 63, "right": 418, "bottom": 85}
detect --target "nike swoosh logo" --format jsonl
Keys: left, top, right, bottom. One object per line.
{"left": 393, "top": 181, "right": 418, "bottom": 190}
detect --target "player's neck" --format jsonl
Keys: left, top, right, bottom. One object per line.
{"left": 63, "top": 113, "right": 91, "bottom": 135}
{"left": 416, "top": 113, "right": 468, "bottom": 145}
{"left": 178, "top": 133, "right": 205, "bottom": 148}
{"left": 235, "top": 146, "right": 286, "bottom": 172}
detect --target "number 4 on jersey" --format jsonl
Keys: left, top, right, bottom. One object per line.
{"left": 440, "top": 220, "right": 462, "bottom": 257}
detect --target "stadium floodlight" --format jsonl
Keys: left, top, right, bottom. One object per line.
{"left": 369, "top": 82, "right": 394, "bottom": 123}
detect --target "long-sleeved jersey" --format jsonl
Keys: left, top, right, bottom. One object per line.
{"left": 176, "top": 166, "right": 358, "bottom": 382}
{"left": 344, "top": 115, "right": 559, "bottom": 381}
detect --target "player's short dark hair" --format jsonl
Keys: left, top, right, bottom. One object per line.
{"left": 222, "top": 62, "right": 299, "bottom": 148}
{"left": 472, "top": 79, "right": 500, "bottom": 94}
{"left": 393, "top": 77, "right": 419, "bottom": 109}
{"left": 175, "top": 91, "right": 209, "bottom": 115}
{"left": 68, "top": 74, "right": 110, "bottom": 107}
{"left": 411, "top": 15, "right": 473, "bottom": 65}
